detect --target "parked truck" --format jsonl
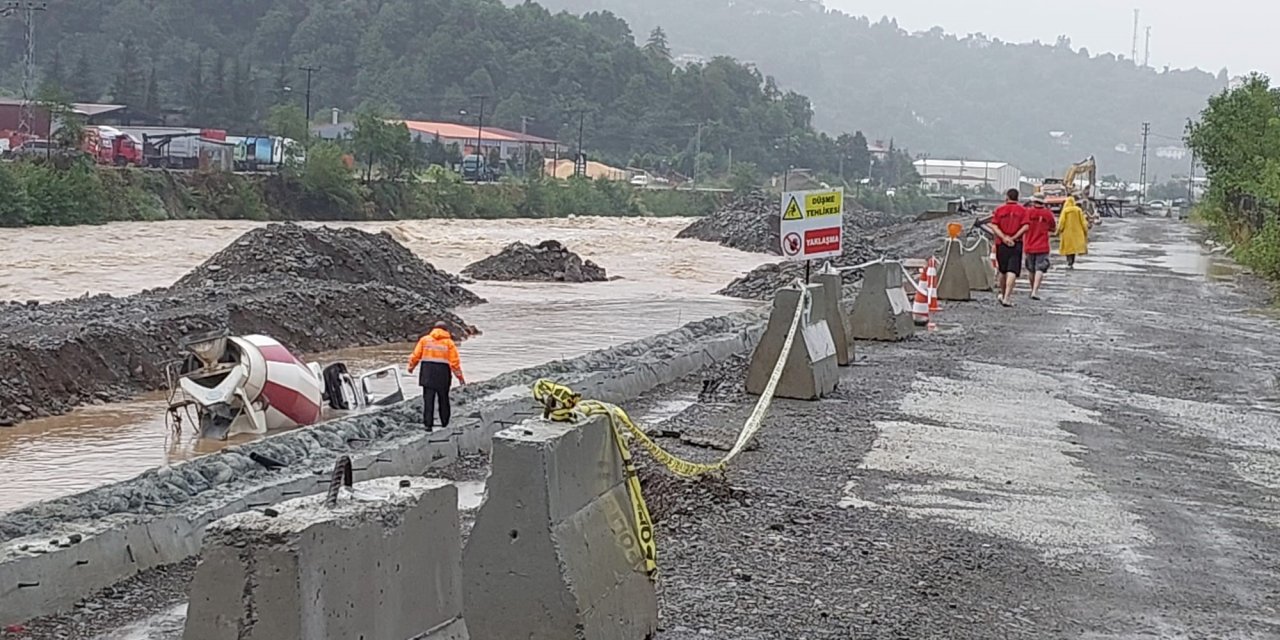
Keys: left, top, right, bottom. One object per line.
{"left": 115, "top": 127, "right": 234, "bottom": 170}
{"left": 82, "top": 126, "right": 143, "bottom": 166}
{"left": 228, "top": 135, "right": 304, "bottom": 171}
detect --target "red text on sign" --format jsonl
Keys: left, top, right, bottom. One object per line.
{"left": 803, "top": 227, "right": 841, "bottom": 255}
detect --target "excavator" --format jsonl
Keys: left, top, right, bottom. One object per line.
{"left": 1038, "top": 156, "right": 1097, "bottom": 217}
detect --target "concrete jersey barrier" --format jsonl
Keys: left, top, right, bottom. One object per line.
{"left": 182, "top": 477, "right": 467, "bottom": 640}
{"left": 936, "top": 238, "right": 973, "bottom": 301}
{"left": 848, "top": 261, "right": 916, "bottom": 342}
{"left": 813, "top": 270, "right": 853, "bottom": 366}
{"left": 463, "top": 416, "right": 658, "bottom": 639}
{"left": 0, "top": 311, "right": 765, "bottom": 626}
{"left": 746, "top": 284, "right": 838, "bottom": 400}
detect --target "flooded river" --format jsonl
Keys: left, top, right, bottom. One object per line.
{"left": 0, "top": 217, "right": 773, "bottom": 512}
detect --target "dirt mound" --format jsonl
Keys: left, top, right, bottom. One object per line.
{"left": 0, "top": 224, "right": 486, "bottom": 427}
{"left": 716, "top": 218, "right": 946, "bottom": 300}
{"left": 677, "top": 190, "right": 909, "bottom": 257}
{"left": 174, "top": 223, "right": 483, "bottom": 307}
{"left": 461, "top": 240, "right": 609, "bottom": 283}
{"left": 676, "top": 191, "right": 780, "bottom": 255}
{"left": 0, "top": 280, "right": 475, "bottom": 427}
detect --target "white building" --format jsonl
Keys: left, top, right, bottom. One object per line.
{"left": 913, "top": 159, "right": 1023, "bottom": 194}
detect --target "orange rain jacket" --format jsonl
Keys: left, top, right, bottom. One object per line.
{"left": 408, "top": 327, "right": 464, "bottom": 389}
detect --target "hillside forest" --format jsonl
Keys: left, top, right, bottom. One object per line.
{"left": 532, "top": 0, "right": 1227, "bottom": 180}
{"left": 0, "top": 0, "right": 918, "bottom": 188}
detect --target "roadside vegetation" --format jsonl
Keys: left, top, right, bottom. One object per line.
{"left": 1185, "top": 74, "right": 1280, "bottom": 280}
{"left": 0, "top": 157, "right": 723, "bottom": 227}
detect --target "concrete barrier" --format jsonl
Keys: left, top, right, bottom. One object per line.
{"left": 0, "top": 312, "right": 765, "bottom": 626}
{"left": 183, "top": 477, "right": 467, "bottom": 640}
{"left": 849, "top": 261, "right": 916, "bottom": 342}
{"left": 936, "top": 239, "right": 972, "bottom": 301}
{"left": 964, "top": 237, "right": 997, "bottom": 292}
{"left": 746, "top": 284, "right": 838, "bottom": 400}
{"left": 813, "top": 269, "right": 853, "bottom": 366}
{"left": 463, "top": 416, "right": 658, "bottom": 640}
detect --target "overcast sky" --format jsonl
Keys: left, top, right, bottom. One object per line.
{"left": 826, "top": 0, "right": 1277, "bottom": 77}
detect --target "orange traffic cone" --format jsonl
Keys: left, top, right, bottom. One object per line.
{"left": 926, "top": 256, "right": 942, "bottom": 313}
{"left": 912, "top": 267, "right": 931, "bottom": 327}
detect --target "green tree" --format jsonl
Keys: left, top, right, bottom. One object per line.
{"left": 143, "top": 66, "right": 162, "bottom": 115}
{"left": 644, "top": 26, "right": 671, "bottom": 61}
{"left": 267, "top": 104, "right": 309, "bottom": 142}
{"left": 111, "top": 41, "right": 145, "bottom": 106}
{"left": 300, "top": 140, "right": 358, "bottom": 206}
{"left": 0, "top": 165, "right": 29, "bottom": 227}
{"left": 67, "top": 50, "right": 97, "bottom": 102}
{"left": 351, "top": 106, "right": 418, "bottom": 182}
{"left": 729, "top": 162, "right": 760, "bottom": 195}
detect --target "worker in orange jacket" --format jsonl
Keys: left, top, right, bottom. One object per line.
{"left": 408, "top": 321, "right": 465, "bottom": 431}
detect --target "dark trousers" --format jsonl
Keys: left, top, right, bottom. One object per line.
{"left": 422, "top": 386, "right": 450, "bottom": 430}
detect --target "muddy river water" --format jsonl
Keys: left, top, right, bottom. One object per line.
{"left": 0, "top": 217, "right": 773, "bottom": 512}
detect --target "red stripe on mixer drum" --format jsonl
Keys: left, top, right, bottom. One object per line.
{"left": 261, "top": 380, "right": 322, "bottom": 426}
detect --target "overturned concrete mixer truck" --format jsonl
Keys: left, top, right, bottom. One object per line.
{"left": 166, "top": 331, "right": 405, "bottom": 440}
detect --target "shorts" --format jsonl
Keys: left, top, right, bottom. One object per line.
{"left": 1025, "top": 253, "right": 1051, "bottom": 273}
{"left": 996, "top": 242, "right": 1023, "bottom": 276}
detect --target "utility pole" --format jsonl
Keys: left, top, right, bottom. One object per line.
{"left": 2, "top": 2, "right": 48, "bottom": 138}
{"left": 520, "top": 115, "right": 534, "bottom": 177}
{"left": 692, "top": 123, "right": 703, "bottom": 188}
{"left": 575, "top": 111, "right": 586, "bottom": 178}
{"left": 471, "top": 95, "right": 488, "bottom": 159}
{"left": 1143, "top": 27, "right": 1151, "bottom": 68}
{"left": 1139, "top": 122, "right": 1151, "bottom": 205}
{"left": 298, "top": 65, "right": 320, "bottom": 123}
{"left": 1130, "top": 9, "right": 1140, "bottom": 64}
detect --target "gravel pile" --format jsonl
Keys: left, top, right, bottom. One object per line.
{"left": 0, "top": 225, "right": 483, "bottom": 428}
{"left": 676, "top": 191, "right": 781, "bottom": 255}
{"left": 716, "top": 218, "right": 950, "bottom": 300}
{"left": 461, "top": 240, "right": 609, "bottom": 283}
{"left": 174, "top": 223, "right": 483, "bottom": 307}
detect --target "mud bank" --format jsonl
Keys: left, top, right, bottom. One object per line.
{"left": 0, "top": 310, "right": 764, "bottom": 624}
{"left": 0, "top": 224, "right": 480, "bottom": 429}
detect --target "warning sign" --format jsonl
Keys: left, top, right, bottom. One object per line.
{"left": 782, "top": 197, "right": 804, "bottom": 221}
{"left": 782, "top": 232, "right": 802, "bottom": 256}
{"left": 779, "top": 187, "right": 844, "bottom": 261}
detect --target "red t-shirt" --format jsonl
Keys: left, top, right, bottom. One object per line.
{"left": 991, "top": 202, "right": 1029, "bottom": 241}
{"left": 1023, "top": 207, "right": 1056, "bottom": 254}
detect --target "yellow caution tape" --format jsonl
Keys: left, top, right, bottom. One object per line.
{"left": 530, "top": 280, "right": 811, "bottom": 578}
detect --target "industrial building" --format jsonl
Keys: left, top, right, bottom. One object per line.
{"left": 312, "top": 118, "right": 565, "bottom": 162}
{"left": 913, "top": 158, "right": 1023, "bottom": 194}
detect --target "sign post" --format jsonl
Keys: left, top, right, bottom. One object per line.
{"left": 779, "top": 187, "right": 845, "bottom": 282}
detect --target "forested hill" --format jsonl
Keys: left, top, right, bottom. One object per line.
{"left": 0, "top": 0, "right": 915, "bottom": 183}
{"left": 527, "top": 0, "right": 1227, "bottom": 179}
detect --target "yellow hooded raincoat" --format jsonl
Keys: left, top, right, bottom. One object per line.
{"left": 1057, "top": 197, "right": 1089, "bottom": 256}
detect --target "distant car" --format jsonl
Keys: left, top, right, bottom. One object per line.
{"left": 8, "top": 139, "right": 79, "bottom": 161}
{"left": 8, "top": 139, "right": 53, "bottom": 159}
{"left": 629, "top": 174, "right": 651, "bottom": 187}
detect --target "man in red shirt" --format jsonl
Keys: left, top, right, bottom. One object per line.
{"left": 987, "top": 188, "right": 1030, "bottom": 307}
{"left": 1022, "top": 195, "right": 1057, "bottom": 300}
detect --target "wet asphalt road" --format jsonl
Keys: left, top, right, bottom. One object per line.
{"left": 648, "top": 217, "right": 1280, "bottom": 638}
{"left": 16, "top": 217, "right": 1280, "bottom": 639}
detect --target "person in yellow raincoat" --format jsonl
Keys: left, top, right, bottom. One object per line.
{"left": 1056, "top": 197, "right": 1090, "bottom": 269}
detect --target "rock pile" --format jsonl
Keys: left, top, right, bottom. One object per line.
{"left": 676, "top": 191, "right": 780, "bottom": 255}
{"left": 462, "top": 240, "right": 609, "bottom": 283}
{"left": 677, "top": 190, "right": 913, "bottom": 258}
{"left": 0, "top": 226, "right": 483, "bottom": 428}
{"left": 715, "top": 218, "right": 948, "bottom": 300}
{"left": 175, "top": 223, "right": 483, "bottom": 307}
